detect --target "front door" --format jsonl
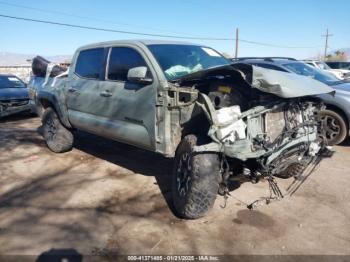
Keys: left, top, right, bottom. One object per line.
{"left": 97, "top": 46, "right": 158, "bottom": 150}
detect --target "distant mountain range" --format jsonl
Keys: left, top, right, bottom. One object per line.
{"left": 0, "top": 52, "right": 72, "bottom": 66}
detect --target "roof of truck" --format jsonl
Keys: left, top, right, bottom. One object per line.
{"left": 77, "top": 39, "right": 199, "bottom": 50}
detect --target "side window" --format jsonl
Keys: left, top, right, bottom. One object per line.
{"left": 326, "top": 62, "right": 335, "bottom": 69}
{"left": 75, "top": 48, "right": 104, "bottom": 79}
{"left": 254, "top": 63, "right": 287, "bottom": 72}
{"left": 107, "top": 47, "right": 149, "bottom": 81}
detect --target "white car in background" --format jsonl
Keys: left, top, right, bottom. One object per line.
{"left": 304, "top": 60, "right": 350, "bottom": 80}
{"left": 326, "top": 61, "right": 350, "bottom": 80}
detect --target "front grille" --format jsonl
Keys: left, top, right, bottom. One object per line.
{"left": 0, "top": 99, "right": 29, "bottom": 107}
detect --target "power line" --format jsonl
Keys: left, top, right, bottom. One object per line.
{"left": 239, "top": 38, "right": 318, "bottom": 49}
{"left": 0, "top": 13, "right": 233, "bottom": 41}
{"left": 0, "top": 13, "right": 320, "bottom": 49}
{"left": 0, "top": 0, "right": 208, "bottom": 38}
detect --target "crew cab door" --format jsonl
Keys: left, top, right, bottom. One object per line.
{"left": 66, "top": 47, "right": 110, "bottom": 132}
{"left": 96, "top": 45, "right": 158, "bottom": 150}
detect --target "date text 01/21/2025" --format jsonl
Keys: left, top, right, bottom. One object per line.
{"left": 127, "top": 255, "right": 220, "bottom": 261}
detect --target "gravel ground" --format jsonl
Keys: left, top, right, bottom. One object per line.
{"left": 0, "top": 114, "right": 349, "bottom": 259}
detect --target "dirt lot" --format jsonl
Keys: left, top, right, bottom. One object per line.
{"left": 0, "top": 115, "right": 350, "bottom": 258}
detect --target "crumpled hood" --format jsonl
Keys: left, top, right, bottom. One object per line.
{"left": 0, "top": 88, "right": 29, "bottom": 101}
{"left": 174, "top": 63, "right": 334, "bottom": 98}
{"left": 251, "top": 65, "right": 334, "bottom": 98}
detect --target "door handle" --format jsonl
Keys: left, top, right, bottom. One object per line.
{"left": 100, "top": 90, "right": 112, "bottom": 97}
{"left": 68, "top": 87, "right": 78, "bottom": 93}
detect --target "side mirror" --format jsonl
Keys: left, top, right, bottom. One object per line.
{"left": 127, "top": 66, "right": 153, "bottom": 84}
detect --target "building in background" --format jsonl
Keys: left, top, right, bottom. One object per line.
{"left": 0, "top": 59, "right": 71, "bottom": 83}
{"left": 0, "top": 63, "right": 32, "bottom": 83}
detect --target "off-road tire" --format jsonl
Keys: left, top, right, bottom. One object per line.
{"left": 42, "top": 107, "right": 73, "bottom": 153}
{"left": 172, "top": 135, "right": 220, "bottom": 219}
{"left": 319, "top": 109, "right": 347, "bottom": 145}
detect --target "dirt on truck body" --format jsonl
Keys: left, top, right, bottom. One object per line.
{"left": 29, "top": 40, "right": 334, "bottom": 219}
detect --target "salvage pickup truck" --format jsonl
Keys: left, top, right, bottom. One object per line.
{"left": 29, "top": 40, "right": 333, "bottom": 219}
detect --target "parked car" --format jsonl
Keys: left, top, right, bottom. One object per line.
{"left": 29, "top": 41, "right": 332, "bottom": 219}
{"left": 232, "top": 57, "right": 350, "bottom": 145}
{"left": 0, "top": 74, "right": 35, "bottom": 118}
{"left": 303, "top": 59, "right": 349, "bottom": 80}
{"left": 325, "top": 61, "right": 350, "bottom": 79}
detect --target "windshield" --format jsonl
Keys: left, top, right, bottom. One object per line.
{"left": 316, "top": 61, "right": 331, "bottom": 70}
{"left": 0, "top": 75, "right": 26, "bottom": 88}
{"left": 148, "top": 44, "right": 230, "bottom": 80}
{"left": 283, "top": 62, "right": 341, "bottom": 85}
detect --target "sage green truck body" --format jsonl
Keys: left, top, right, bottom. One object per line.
{"left": 30, "top": 40, "right": 333, "bottom": 161}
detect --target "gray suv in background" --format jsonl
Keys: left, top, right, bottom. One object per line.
{"left": 232, "top": 57, "right": 350, "bottom": 145}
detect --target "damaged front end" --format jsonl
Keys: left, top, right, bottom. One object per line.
{"left": 171, "top": 64, "right": 334, "bottom": 203}
{"left": 0, "top": 75, "right": 35, "bottom": 118}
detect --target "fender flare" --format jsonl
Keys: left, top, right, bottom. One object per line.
{"left": 37, "top": 90, "right": 72, "bottom": 128}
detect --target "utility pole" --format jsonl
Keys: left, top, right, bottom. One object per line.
{"left": 322, "top": 28, "right": 333, "bottom": 61}
{"left": 235, "top": 28, "right": 239, "bottom": 59}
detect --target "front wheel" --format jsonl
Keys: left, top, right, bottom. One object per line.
{"left": 172, "top": 135, "right": 221, "bottom": 219}
{"left": 42, "top": 107, "right": 73, "bottom": 153}
{"left": 319, "top": 109, "right": 348, "bottom": 145}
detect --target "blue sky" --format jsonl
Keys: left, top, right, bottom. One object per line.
{"left": 0, "top": 0, "right": 349, "bottom": 58}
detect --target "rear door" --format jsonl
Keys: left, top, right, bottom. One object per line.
{"left": 93, "top": 45, "right": 158, "bottom": 150}
{"left": 66, "top": 47, "right": 109, "bottom": 132}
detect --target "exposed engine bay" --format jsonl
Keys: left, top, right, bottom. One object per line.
{"left": 169, "top": 63, "right": 333, "bottom": 205}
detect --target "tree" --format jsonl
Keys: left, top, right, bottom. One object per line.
{"left": 325, "top": 50, "right": 348, "bottom": 62}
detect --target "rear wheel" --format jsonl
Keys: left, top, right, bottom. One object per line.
{"left": 319, "top": 109, "right": 347, "bottom": 145}
{"left": 42, "top": 107, "right": 73, "bottom": 153}
{"left": 172, "top": 135, "right": 221, "bottom": 219}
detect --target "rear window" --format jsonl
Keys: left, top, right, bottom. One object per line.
{"left": 75, "top": 48, "right": 104, "bottom": 79}
{"left": 0, "top": 75, "right": 26, "bottom": 88}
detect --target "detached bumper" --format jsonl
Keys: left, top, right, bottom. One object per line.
{"left": 0, "top": 100, "right": 36, "bottom": 117}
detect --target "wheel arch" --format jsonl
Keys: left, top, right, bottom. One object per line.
{"left": 37, "top": 91, "right": 72, "bottom": 128}
{"left": 178, "top": 93, "right": 218, "bottom": 149}
{"left": 324, "top": 103, "right": 350, "bottom": 134}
